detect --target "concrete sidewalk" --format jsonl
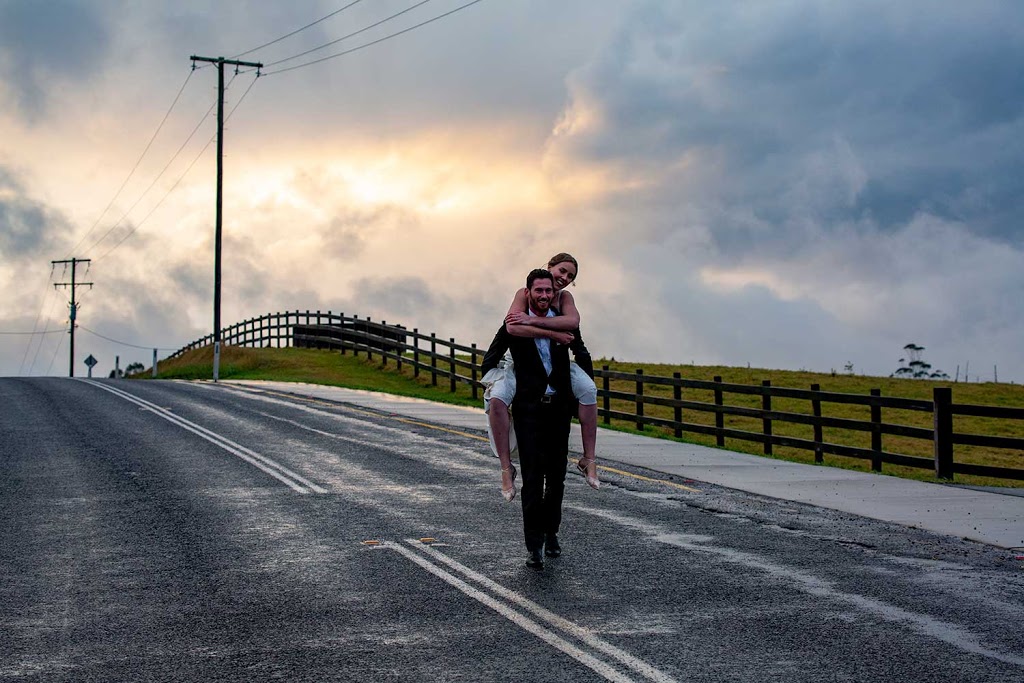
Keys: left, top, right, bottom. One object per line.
{"left": 226, "top": 380, "right": 1024, "bottom": 550}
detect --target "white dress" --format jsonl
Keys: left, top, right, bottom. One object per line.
{"left": 480, "top": 313, "right": 598, "bottom": 459}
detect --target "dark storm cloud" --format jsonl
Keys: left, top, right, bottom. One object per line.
{"left": 558, "top": 0, "right": 1024, "bottom": 249}
{"left": 320, "top": 206, "right": 416, "bottom": 262}
{"left": 0, "top": 0, "right": 110, "bottom": 118}
{"left": 0, "top": 167, "right": 71, "bottom": 257}
{"left": 348, "top": 276, "right": 448, "bottom": 321}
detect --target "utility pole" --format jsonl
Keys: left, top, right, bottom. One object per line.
{"left": 52, "top": 257, "right": 93, "bottom": 377}
{"left": 189, "top": 55, "right": 262, "bottom": 381}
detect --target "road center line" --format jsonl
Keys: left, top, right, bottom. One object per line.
{"left": 403, "top": 540, "right": 680, "bottom": 683}
{"left": 80, "top": 380, "right": 327, "bottom": 494}
{"left": 383, "top": 541, "right": 645, "bottom": 683}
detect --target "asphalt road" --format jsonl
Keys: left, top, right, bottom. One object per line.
{"left": 2, "top": 377, "right": 1023, "bottom": 682}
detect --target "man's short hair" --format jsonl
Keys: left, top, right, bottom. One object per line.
{"left": 526, "top": 268, "right": 554, "bottom": 289}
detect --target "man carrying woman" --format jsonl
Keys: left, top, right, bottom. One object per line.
{"left": 479, "top": 252, "right": 601, "bottom": 503}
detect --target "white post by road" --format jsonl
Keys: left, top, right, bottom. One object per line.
{"left": 152, "top": 348, "right": 158, "bottom": 378}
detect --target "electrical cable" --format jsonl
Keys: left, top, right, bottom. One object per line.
{"left": 264, "top": 0, "right": 487, "bottom": 76}
{"left": 78, "top": 325, "right": 177, "bottom": 351}
{"left": 264, "top": 0, "right": 434, "bottom": 68}
{"left": 231, "top": 0, "right": 367, "bottom": 59}
{"left": 93, "top": 73, "right": 261, "bottom": 263}
{"left": 26, "top": 288, "right": 65, "bottom": 376}
{"left": 84, "top": 92, "right": 222, "bottom": 258}
{"left": 44, "top": 327, "right": 66, "bottom": 377}
{"left": 17, "top": 266, "right": 56, "bottom": 375}
{"left": 1, "top": 329, "right": 66, "bottom": 335}
{"left": 66, "top": 70, "right": 195, "bottom": 258}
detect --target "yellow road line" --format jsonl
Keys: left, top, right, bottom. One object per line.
{"left": 597, "top": 466, "right": 700, "bottom": 492}
{"left": 253, "top": 387, "right": 700, "bottom": 493}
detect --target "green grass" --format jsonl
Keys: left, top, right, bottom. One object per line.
{"left": 144, "top": 344, "right": 485, "bottom": 409}
{"left": 139, "top": 345, "right": 1024, "bottom": 488}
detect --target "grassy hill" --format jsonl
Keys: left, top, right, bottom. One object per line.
{"left": 142, "top": 345, "right": 1024, "bottom": 488}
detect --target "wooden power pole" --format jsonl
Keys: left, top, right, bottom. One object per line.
{"left": 189, "top": 55, "right": 262, "bottom": 381}
{"left": 52, "top": 257, "right": 93, "bottom": 377}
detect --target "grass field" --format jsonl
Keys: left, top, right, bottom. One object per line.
{"left": 143, "top": 345, "right": 1024, "bottom": 488}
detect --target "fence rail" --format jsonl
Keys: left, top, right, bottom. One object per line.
{"left": 167, "top": 310, "right": 1024, "bottom": 483}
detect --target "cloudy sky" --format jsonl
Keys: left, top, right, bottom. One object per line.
{"left": 2, "top": 0, "right": 1022, "bottom": 383}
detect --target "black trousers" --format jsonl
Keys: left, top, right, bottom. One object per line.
{"left": 512, "top": 397, "right": 572, "bottom": 552}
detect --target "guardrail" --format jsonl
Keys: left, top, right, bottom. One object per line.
{"left": 168, "top": 311, "right": 1024, "bottom": 482}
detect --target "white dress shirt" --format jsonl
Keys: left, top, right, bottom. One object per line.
{"left": 529, "top": 308, "right": 556, "bottom": 395}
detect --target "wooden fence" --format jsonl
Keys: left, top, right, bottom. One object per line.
{"left": 168, "top": 311, "right": 1024, "bottom": 482}
{"left": 168, "top": 310, "right": 486, "bottom": 400}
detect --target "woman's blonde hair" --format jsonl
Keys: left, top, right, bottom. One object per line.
{"left": 546, "top": 252, "right": 579, "bottom": 283}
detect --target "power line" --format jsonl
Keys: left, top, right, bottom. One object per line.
{"left": 17, "top": 265, "right": 56, "bottom": 375}
{"left": 66, "top": 70, "right": 195, "bottom": 258}
{"left": 44, "top": 328, "right": 66, "bottom": 377}
{"left": 264, "top": 0, "right": 487, "bottom": 76}
{"left": 84, "top": 92, "right": 223, "bottom": 258}
{"left": 264, "top": 0, "right": 435, "bottom": 68}
{"left": 0, "top": 329, "right": 65, "bottom": 335}
{"left": 93, "top": 73, "right": 261, "bottom": 263}
{"left": 93, "top": 136, "right": 215, "bottom": 263}
{"left": 231, "top": 0, "right": 367, "bottom": 59}
{"left": 24, "top": 287, "right": 65, "bottom": 376}
{"left": 78, "top": 325, "right": 177, "bottom": 351}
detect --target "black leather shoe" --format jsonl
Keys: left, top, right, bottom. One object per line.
{"left": 526, "top": 549, "right": 544, "bottom": 569}
{"left": 544, "top": 534, "right": 561, "bottom": 558}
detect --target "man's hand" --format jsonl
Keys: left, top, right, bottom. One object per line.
{"left": 551, "top": 330, "right": 574, "bottom": 345}
{"left": 505, "top": 311, "right": 529, "bottom": 325}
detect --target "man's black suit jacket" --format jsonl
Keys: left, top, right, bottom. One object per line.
{"left": 505, "top": 333, "right": 572, "bottom": 405}
{"left": 480, "top": 324, "right": 594, "bottom": 379}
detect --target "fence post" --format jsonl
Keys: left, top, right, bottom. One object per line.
{"left": 811, "top": 383, "right": 823, "bottom": 464}
{"left": 673, "top": 372, "right": 682, "bottom": 438}
{"left": 714, "top": 376, "right": 725, "bottom": 447}
{"left": 366, "top": 318, "right": 373, "bottom": 362}
{"left": 471, "top": 343, "right": 478, "bottom": 401}
{"left": 762, "top": 380, "right": 772, "bottom": 455}
{"left": 635, "top": 369, "right": 644, "bottom": 431}
{"left": 397, "top": 326, "right": 404, "bottom": 373}
{"left": 602, "top": 365, "right": 610, "bottom": 425}
{"left": 413, "top": 329, "right": 420, "bottom": 378}
{"left": 352, "top": 315, "right": 359, "bottom": 357}
{"left": 934, "top": 387, "right": 954, "bottom": 480}
{"left": 340, "top": 313, "right": 347, "bottom": 355}
{"left": 871, "top": 388, "right": 882, "bottom": 472}
{"left": 430, "top": 333, "right": 437, "bottom": 386}
{"left": 449, "top": 338, "right": 457, "bottom": 393}
{"left": 381, "top": 321, "right": 388, "bottom": 366}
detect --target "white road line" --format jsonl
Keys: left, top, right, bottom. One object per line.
{"left": 383, "top": 542, "right": 643, "bottom": 683}
{"left": 80, "top": 380, "right": 327, "bottom": 494}
{"left": 577, "top": 506, "right": 1024, "bottom": 668}
{"left": 404, "top": 540, "right": 680, "bottom": 683}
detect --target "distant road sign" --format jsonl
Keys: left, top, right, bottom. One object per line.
{"left": 84, "top": 355, "right": 97, "bottom": 368}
